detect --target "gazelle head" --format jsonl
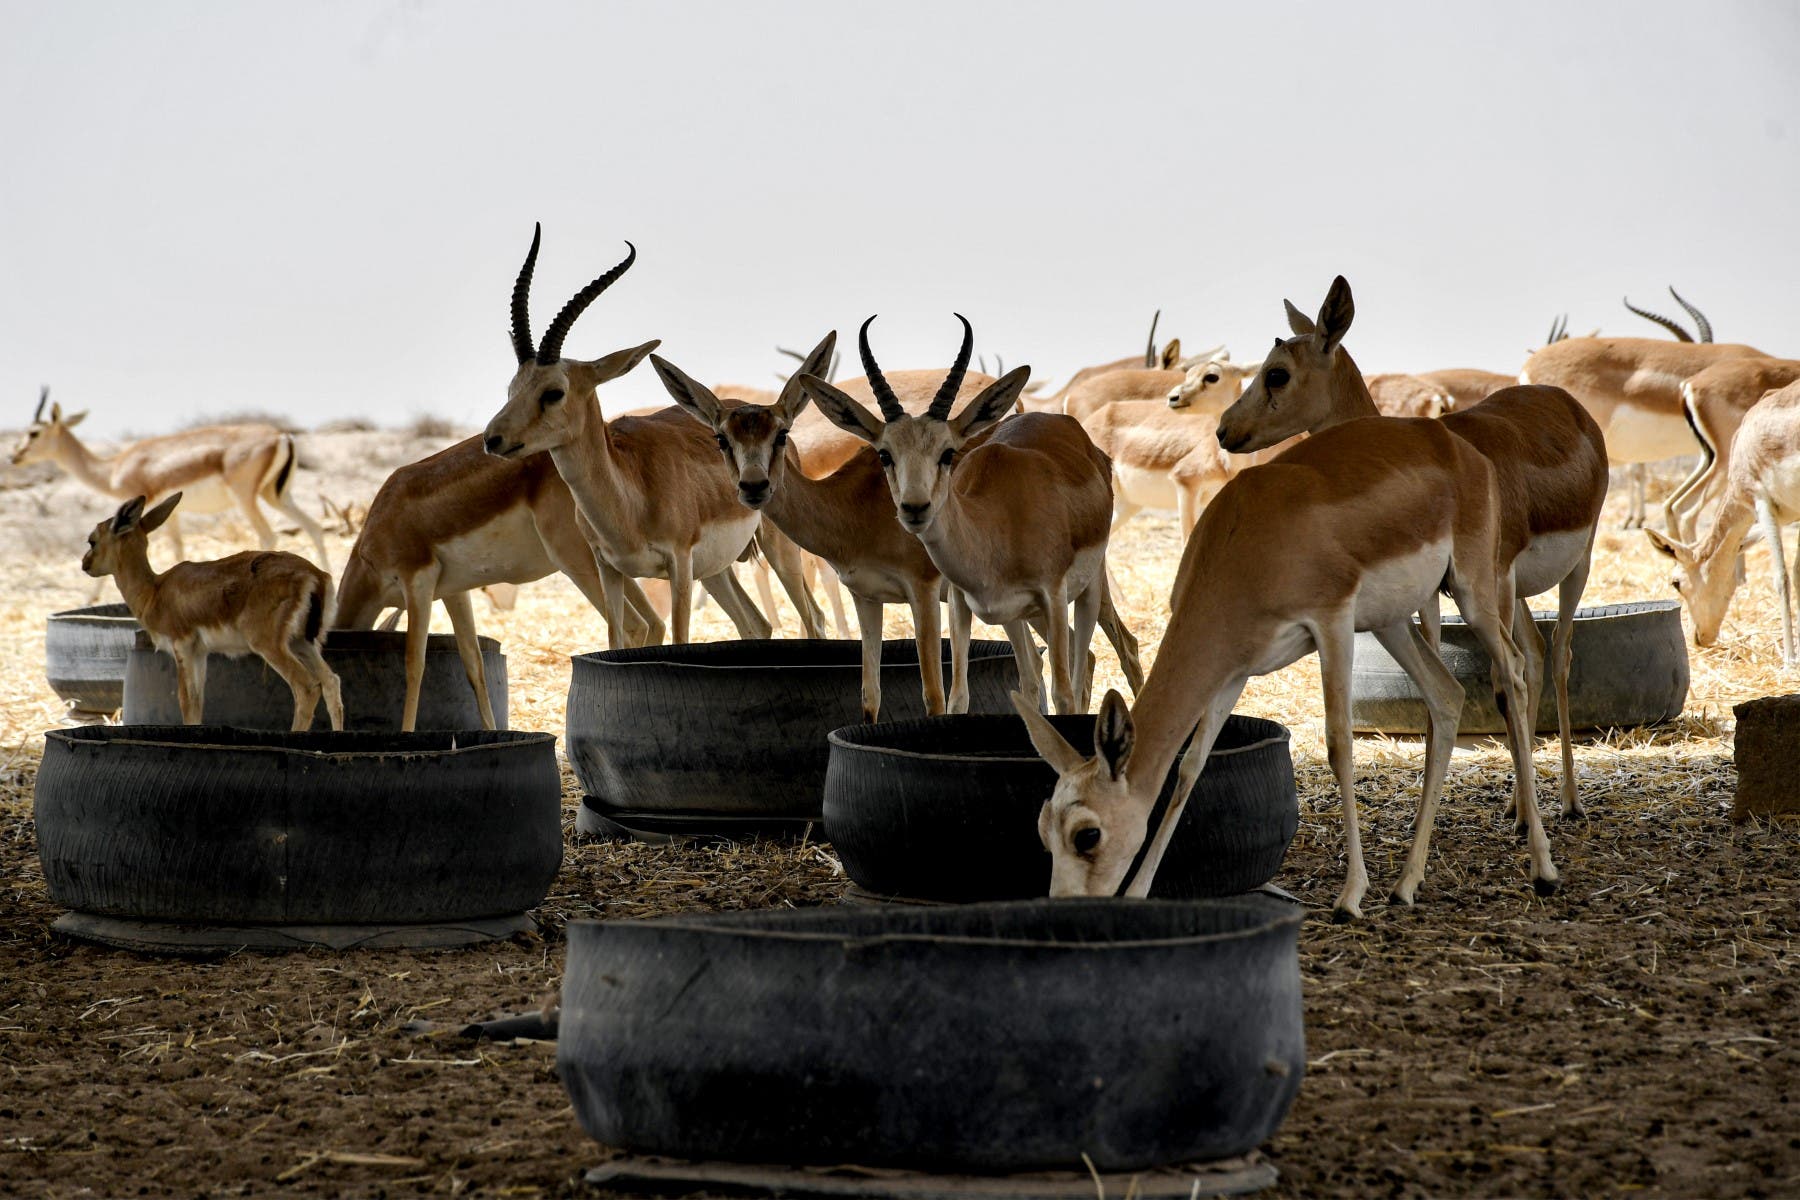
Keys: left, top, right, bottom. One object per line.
{"left": 82, "top": 493, "right": 181, "bottom": 577}
{"left": 798, "top": 315, "right": 1030, "bottom": 536}
{"left": 1166, "top": 354, "right": 1260, "bottom": 414}
{"left": 1645, "top": 529, "right": 1734, "bottom": 647}
{"left": 655, "top": 332, "right": 838, "bottom": 510}
{"left": 1011, "top": 689, "right": 1145, "bottom": 897}
{"left": 1217, "top": 274, "right": 1357, "bottom": 453}
{"left": 10, "top": 388, "right": 86, "bottom": 466}
{"left": 482, "top": 225, "right": 660, "bottom": 460}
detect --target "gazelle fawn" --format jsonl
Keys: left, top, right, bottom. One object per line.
{"left": 83, "top": 493, "right": 344, "bottom": 731}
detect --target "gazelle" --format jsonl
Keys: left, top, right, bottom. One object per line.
{"left": 1017, "top": 311, "right": 1201, "bottom": 415}
{"left": 1415, "top": 369, "right": 1517, "bottom": 411}
{"left": 1648, "top": 380, "right": 1800, "bottom": 663}
{"left": 800, "top": 316, "right": 1140, "bottom": 715}
{"left": 480, "top": 226, "right": 824, "bottom": 645}
{"left": 1219, "top": 276, "right": 1609, "bottom": 819}
{"left": 1364, "top": 373, "right": 1453, "bottom": 419}
{"left": 83, "top": 492, "right": 344, "bottom": 731}
{"left": 1521, "top": 324, "right": 1770, "bottom": 528}
{"left": 1660, "top": 356, "right": 1800, "bottom": 541}
{"left": 335, "top": 438, "right": 665, "bottom": 731}
{"left": 12, "top": 389, "right": 331, "bottom": 568}
{"left": 1015, "top": 341, "right": 1559, "bottom": 914}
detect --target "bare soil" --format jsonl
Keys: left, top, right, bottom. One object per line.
{"left": 1, "top": 430, "right": 1796, "bottom": 1198}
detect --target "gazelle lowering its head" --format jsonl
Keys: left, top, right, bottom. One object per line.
{"left": 800, "top": 316, "right": 1139, "bottom": 715}
{"left": 83, "top": 493, "right": 343, "bottom": 731}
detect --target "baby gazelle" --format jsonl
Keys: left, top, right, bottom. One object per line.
{"left": 83, "top": 493, "right": 344, "bottom": 730}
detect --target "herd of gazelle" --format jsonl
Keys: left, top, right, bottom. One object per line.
{"left": 15, "top": 229, "right": 1800, "bottom": 915}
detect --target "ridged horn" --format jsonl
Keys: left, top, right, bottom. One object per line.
{"left": 1623, "top": 296, "right": 1692, "bottom": 342}
{"left": 510, "top": 224, "right": 541, "bottom": 365}
{"left": 857, "top": 316, "right": 904, "bottom": 421}
{"left": 1670, "top": 288, "right": 1712, "bottom": 343}
{"left": 928, "top": 313, "right": 975, "bottom": 420}
{"left": 33, "top": 386, "right": 47, "bottom": 424}
{"left": 537, "top": 241, "right": 637, "bottom": 364}
{"left": 1143, "top": 309, "right": 1162, "bottom": 367}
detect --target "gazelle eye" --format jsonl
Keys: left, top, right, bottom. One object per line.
{"left": 715, "top": 434, "right": 730, "bottom": 453}
{"left": 938, "top": 449, "right": 955, "bottom": 468}
{"left": 1073, "top": 827, "right": 1102, "bottom": 855}
{"left": 1265, "top": 368, "right": 1290, "bottom": 389}
{"left": 774, "top": 430, "right": 788, "bottom": 447}
{"left": 877, "top": 449, "right": 894, "bottom": 468}
{"left": 540, "top": 388, "right": 565, "bottom": 408}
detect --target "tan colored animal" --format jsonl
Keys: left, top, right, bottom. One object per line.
{"left": 801, "top": 316, "right": 1140, "bottom": 715}
{"left": 1415, "top": 369, "right": 1517, "bottom": 410}
{"left": 12, "top": 389, "right": 331, "bottom": 568}
{"left": 480, "top": 226, "right": 823, "bottom": 645}
{"left": 1648, "top": 381, "right": 1800, "bottom": 662}
{"left": 83, "top": 492, "right": 343, "bottom": 730}
{"left": 1017, "top": 311, "right": 1188, "bottom": 414}
{"left": 1364, "top": 373, "right": 1453, "bottom": 419}
{"left": 1520, "top": 336, "right": 1771, "bottom": 527}
{"left": 335, "top": 439, "right": 662, "bottom": 731}
{"left": 1661, "top": 357, "right": 1800, "bottom": 540}
{"left": 1220, "top": 277, "right": 1609, "bottom": 820}
{"left": 1015, "top": 306, "right": 1556, "bottom": 914}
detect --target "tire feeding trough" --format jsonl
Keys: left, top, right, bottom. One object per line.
{"left": 559, "top": 896, "right": 1304, "bottom": 1182}
{"left": 825, "top": 713, "right": 1297, "bottom": 902}
{"left": 565, "top": 638, "right": 1019, "bottom": 839}
{"left": 35, "top": 726, "right": 561, "bottom": 951}
{"left": 44, "top": 602, "right": 138, "bottom": 715}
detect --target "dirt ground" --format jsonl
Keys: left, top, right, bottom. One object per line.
{"left": 2, "top": 426, "right": 1797, "bottom": 1198}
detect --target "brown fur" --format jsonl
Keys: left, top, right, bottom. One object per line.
{"left": 1060, "top": 368, "right": 1186, "bottom": 423}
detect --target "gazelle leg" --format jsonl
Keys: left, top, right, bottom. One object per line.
{"left": 267, "top": 485, "right": 332, "bottom": 570}
{"left": 1128, "top": 682, "right": 1245, "bottom": 898}
{"left": 948, "top": 588, "right": 973, "bottom": 713}
{"left": 1373, "top": 619, "right": 1465, "bottom": 905}
{"left": 1553, "top": 548, "right": 1591, "bottom": 817}
{"left": 751, "top": 558, "right": 779, "bottom": 630}
{"left": 1003, "top": 618, "right": 1044, "bottom": 710}
{"left": 669, "top": 554, "right": 695, "bottom": 644}
{"left": 1759, "top": 497, "right": 1796, "bottom": 665}
{"left": 700, "top": 567, "right": 772, "bottom": 640}
{"left": 1097, "top": 569, "right": 1144, "bottom": 694}
{"left": 1109, "top": 494, "right": 1143, "bottom": 534}
{"left": 295, "top": 639, "right": 344, "bottom": 731}
{"left": 853, "top": 595, "right": 885, "bottom": 723}
{"left": 173, "top": 646, "right": 204, "bottom": 724}
{"left": 442, "top": 589, "right": 497, "bottom": 730}
{"left": 1315, "top": 613, "right": 1370, "bottom": 920}
{"left": 759, "top": 526, "right": 829, "bottom": 638}
{"left": 910, "top": 583, "right": 945, "bottom": 716}
{"left": 824, "top": 562, "right": 853, "bottom": 638}
{"left": 400, "top": 571, "right": 436, "bottom": 733}
{"left": 249, "top": 627, "right": 324, "bottom": 732}
{"left": 1070, "top": 572, "right": 1103, "bottom": 712}
{"left": 1038, "top": 586, "right": 1076, "bottom": 715}
{"left": 232, "top": 480, "right": 279, "bottom": 550}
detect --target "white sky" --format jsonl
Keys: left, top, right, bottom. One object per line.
{"left": 3, "top": 0, "right": 1797, "bottom": 437}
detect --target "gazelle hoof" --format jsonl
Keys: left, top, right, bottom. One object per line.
{"left": 1532, "top": 875, "right": 1560, "bottom": 898}
{"left": 1560, "top": 804, "right": 1589, "bottom": 821}
{"left": 1387, "top": 888, "right": 1416, "bottom": 907}
{"left": 1330, "top": 906, "right": 1359, "bottom": 924}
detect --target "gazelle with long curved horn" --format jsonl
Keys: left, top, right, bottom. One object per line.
{"left": 1218, "top": 276, "right": 1610, "bottom": 820}
{"left": 800, "top": 316, "right": 1139, "bottom": 715}
{"left": 1624, "top": 287, "right": 1713, "bottom": 344}
{"left": 12, "top": 388, "right": 332, "bottom": 569}
{"left": 1014, "top": 285, "right": 1559, "bottom": 915}
{"left": 481, "top": 225, "right": 822, "bottom": 644}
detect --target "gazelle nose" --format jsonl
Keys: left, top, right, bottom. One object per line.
{"left": 739, "top": 479, "right": 770, "bottom": 504}
{"left": 900, "top": 501, "right": 930, "bottom": 519}
{"left": 483, "top": 434, "right": 508, "bottom": 455}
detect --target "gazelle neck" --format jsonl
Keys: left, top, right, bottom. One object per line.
{"left": 1116, "top": 600, "right": 1246, "bottom": 819}
{"left": 760, "top": 456, "right": 870, "bottom": 564}
{"left": 544, "top": 398, "right": 639, "bottom": 545}
{"left": 108, "top": 542, "right": 165, "bottom": 621}
{"left": 50, "top": 427, "right": 117, "bottom": 495}
{"left": 1317, "top": 347, "right": 1381, "bottom": 432}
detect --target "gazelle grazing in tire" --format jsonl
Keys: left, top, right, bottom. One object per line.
{"left": 480, "top": 225, "right": 824, "bottom": 645}
{"left": 82, "top": 493, "right": 343, "bottom": 731}
{"left": 1219, "top": 276, "right": 1608, "bottom": 820}
{"left": 800, "top": 316, "right": 1139, "bottom": 715}
{"left": 12, "top": 389, "right": 332, "bottom": 569}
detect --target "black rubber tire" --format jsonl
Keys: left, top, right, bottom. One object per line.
{"left": 1350, "top": 601, "right": 1690, "bottom": 735}
{"left": 566, "top": 639, "right": 1018, "bottom": 825}
{"left": 559, "top": 897, "right": 1306, "bottom": 1173}
{"left": 35, "top": 726, "right": 561, "bottom": 924}
{"left": 824, "top": 714, "right": 1296, "bottom": 902}
{"left": 45, "top": 603, "right": 138, "bottom": 714}
{"left": 121, "top": 630, "right": 508, "bottom": 731}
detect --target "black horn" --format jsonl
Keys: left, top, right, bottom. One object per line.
{"left": 1670, "top": 287, "right": 1713, "bottom": 343}
{"left": 857, "top": 316, "right": 905, "bottom": 421}
{"left": 928, "top": 313, "right": 975, "bottom": 419}
{"left": 1143, "top": 309, "right": 1162, "bottom": 367}
{"left": 510, "top": 224, "right": 541, "bottom": 365}
{"left": 537, "top": 240, "right": 637, "bottom": 364}
{"left": 1623, "top": 296, "right": 1692, "bottom": 342}
{"left": 33, "top": 386, "right": 47, "bottom": 424}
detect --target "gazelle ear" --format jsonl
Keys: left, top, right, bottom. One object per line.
{"left": 139, "top": 492, "right": 182, "bottom": 532}
{"left": 582, "top": 339, "right": 662, "bottom": 387}
{"left": 111, "top": 495, "right": 148, "bottom": 533}
{"left": 63, "top": 409, "right": 88, "bottom": 428}
{"left": 1095, "top": 689, "right": 1135, "bottom": 780}
{"left": 1011, "top": 690, "right": 1086, "bottom": 777}
{"left": 1159, "top": 338, "right": 1182, "bottom": 370}
{"left": 776, "top": 331, "right": 837, "bottom": 422}
{"left": 650, "top": 354, "right": 725, "bottom": 429}
{"left": 951, "top": 366, "right": 1030, "bottom": 439}
{"left": 1317, "top": 275, "right": 1355, "bottom": 354}
{"left": 1644, "top": 528, "right": 1690, "bottom": 563}
{"left": 799, "top": 375, "right": 884, "bottom": 444}
{"left": 1284, "top": 300, "right": 1316, "bottom": 337}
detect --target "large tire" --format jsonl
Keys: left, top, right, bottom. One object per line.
{"left": 45, "top": 603, "right": 138, "bottom": 714}
{"left": 559, "top": 897, "right": 1305, "bottom": 1173}
{"left": 1351, "top": 601, "right": 1690, "bottom": 735}
{"left": 566, "top": 639, "right": 1018, "bottom": 831}
{"left": 824, "top": 713, "right": 1296, "bottom": 902}
{"left": 122, "top": 630, "right": 508, "bottom": 731}
{"left": 35, "top": 726, "right": 561, "bottom": 925}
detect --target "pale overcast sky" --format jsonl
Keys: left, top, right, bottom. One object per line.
{"left": 3, "top": 1, "right": 1797, "bottom": 437}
